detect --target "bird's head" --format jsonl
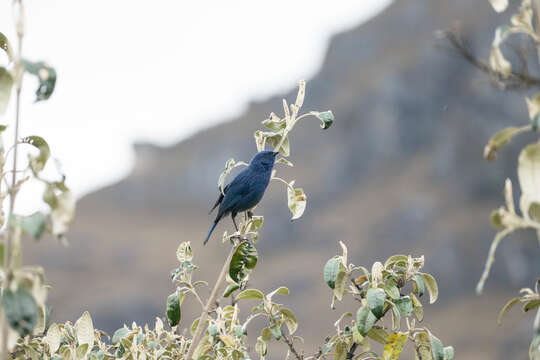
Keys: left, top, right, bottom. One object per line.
{"left": 249, "top": 150, "right": 278, "bottom": 172}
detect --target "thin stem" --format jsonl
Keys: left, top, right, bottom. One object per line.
{"left": 271, "top": 176, "right": 294, "bottom": 192}
{"left": 439, "top": 30, "right": 540, "bottom": 89}
{"left": 185, "top": 245, "right": 236, "bottom": 359}
{"left": 533, "top": 0, "right": 540, "bottom": 61}
{"left": 2, "top": 2, "right": 24, "bottom": 358}
{"left": 281, "top": 331, "right": 303, "bottom": 360}
{"left": 476, "top": 228, "right": 514, "bottom": 294}
{"left": 186, "top": 288, "right": 205, "bottom": 309}
{"left": 345, "top": 342, "right": 358, "bottom": 360}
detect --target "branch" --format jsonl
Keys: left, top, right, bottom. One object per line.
{"left": 185, "top": 245, "right": 236, "bottom": 359}
{"left": 346, "top": 343, "right": 358, "bottom": 360}
{"left": 281, "top": 331, "right": 303, "bottom": 360}
{"left": 437, "top": 29, "right": 540, "bottom": 90}
{"left": 2, "top": 1, "right": 24, "bottom": 359}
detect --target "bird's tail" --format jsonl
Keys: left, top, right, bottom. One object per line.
{"left": 204, "top": 221, "right": 218, "bottom": 245}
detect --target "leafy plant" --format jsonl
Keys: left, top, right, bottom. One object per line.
{"left": 440, "top": 0, "right": 540, "bottom": 357}
{"left": 0, "top": 0, "right": 74, "bottom": 356}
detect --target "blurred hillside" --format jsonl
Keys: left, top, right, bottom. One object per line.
{"left": 26, "top": 0, "right": 540, "bottom": 358}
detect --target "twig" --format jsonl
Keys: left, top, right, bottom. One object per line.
{"left": 438, "top": 29, "right": 540, "bottom": 89}
{"left": 532, "top": 0, "right": 540, "bottom": 60}
{"left": 476, "top": 227, "right": 514, "bottom": 294}
{"left": 1, "top": 2, "right": 24, "bottom": 359}
{"left": 345, "top": 342, "right": 358, "bottom": 360}
{"left": 281, "top": 331, "right": 303, "bottom": 360}
{"left": 185, "top": 245, "right": 236, "bottom": 359}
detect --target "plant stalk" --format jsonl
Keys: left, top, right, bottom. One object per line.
{"left": 1, "top": 2, "right": 24, "bottom": 358}
{"left": 185, "top": 245, "right": 236, "bottom": 359}
{"left": 533, "top": 0, "right": 540, "bottom": 61}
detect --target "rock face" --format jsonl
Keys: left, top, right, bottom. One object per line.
{"left": 26, "top": 0, "right": 540, "bottom": 358}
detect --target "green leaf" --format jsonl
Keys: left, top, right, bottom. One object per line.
{"left": 176, "top": 242, "right": 193, "bottom": 263}
{"left": 270, "top": 324, "right": 282, "bottom": 340}
{"left": 74, "top": 311, "right": 94, "bottom": 355}
{"left": 223, "top": 284, "right": 240, "bottom": 298}
{"left": 395, "top": 296, "right": 413, "bottom": 317}
{"left": 2, "top": 288, "right": 38, "bottom": 337}
{"left": 255, "top": 336, "right": 267, "bottom": 357}
{"left": 428, "top": 331, "right": 445, "bottom": 360}
{"left": 518, "top": 141, "right": 540, "bottom": 214}
{"left": 530, "top": 332, "right": 540, "bottom": 360}
{"left": 498, "top": 297, "right": 520, "bottom": 325}
{"left": 76, "top": 344, "right": 89, "bottom": 359}
{"left": 22, "top": 59, "right": 57, "bottom": 102}
{"left": 262, "top": 112, "right": 286, "bottom": 132}
{"left": 0, "top": 67, "right": 13, "bottom": 115}
{"left": 43, "top": 323, "right": 61, "bottom": 354}
{"left": 334, "top": 262, "right": 348, "bottom": 301}
{"left": 410, "top": 293, "right": 424, "bottom": 321}
{"left": 111, "top": 327, "right": 130, "bottom": 345}
{"left": 389, "top": 301, "right": 401, "bottom": 330}
{"left": 324, "top": 256, "right": 341, "bottom": 289}
{"left": 356, "top": 305, "right": 377, "bottom": 336}
{"left": 266, "top": 286, "right": 290, "bottom": 301}
{"left": 190, "top": 317, "right": 200, "bottom": 336}
{"left": 367, "top": 327, "right": 389, "bottom": 344}
{"left": 384, "top": 255, "right": 408, "bottom": 268}
{"left": 287, "top": 184, "right": 307, "bottom": 220}
{"left": 311, "top": 110, "right": 334, "bottom": 129}
{"left": 484, "top": 127, "right": 523, "bottom": 161}
{"left": 524, "top": 300, "right": 540, "bottom": 312}
{"left": 532, "top": 113, "right": 540, "bottom": 132}
{"left": 229, "top": 240, "right": 258, "bottom": 284}
{"left": 166, "top": 292, "right": 181, "bottom": 326}
{"left": 421, "top": 273, "right": 439, "bottom": 304}
{"left": 384, "top": 284, "right": 400, "bottom": 300}
{"left": 443, "top": 346, "right": 455, "bottom": 360}
{"left": 261, "top": 327, "right": 272, "bottom": 342}
{"left": 0, "top": 32, "right": 13, "bottom": 61}
{"left": 413, "top": 274, "right": 425, "bottom": 297}
{"left": 490, "top": 209, "right": 505, "bottom": 230}
{"left": 20, "top": 212, "right": 47, "bottom": 240}
{"left": 236, "top": 289, "right": 264, "bottom": 301}
{"left": 21, "top": 136, "right": 51, "bottom": 174}
{"left": 367, "top": 288, "right": 386, "bottom": 318}
{"left": 383, "top": 332, "right": 408, "bottom": 360}
{"left": 279, "top": 308, "right": 298, "bottom": 334}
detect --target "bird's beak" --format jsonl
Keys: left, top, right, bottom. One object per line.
{"left": 272, "top": 151, "right": 279, "bottom": 157}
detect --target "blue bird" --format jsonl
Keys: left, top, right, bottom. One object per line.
{"left": 204, "top": 150, "right": 278, "bottom": 245}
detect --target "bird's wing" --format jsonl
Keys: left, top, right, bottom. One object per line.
{"left": 217, "top": 168, "right": 252, "bottom": 216}
{"left": 209, "top": 184, "right": 229, "bottom": 214}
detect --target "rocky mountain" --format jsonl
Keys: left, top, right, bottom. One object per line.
{"left": 26, "top": 0, "right": 540, "bottom": 358}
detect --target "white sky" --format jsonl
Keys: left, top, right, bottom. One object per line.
{"left": 0, "top": 0, "right": 391, "bottom": 214}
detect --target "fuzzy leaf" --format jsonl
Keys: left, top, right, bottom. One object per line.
{"left": 287, "top": 184, "right": 306, "bottom": 220}
{"left": 74, "top": 311, "right": 94, "bottom": 355}
{"left": 383, "top": 332, "right": 408, "bottom": 360}
{"left": 236, "top": 289, "right": 264, "bottom": 301}
{"left": 310, "top": 111, "right": 334, "bottom": 130}
{"left": 367, "top": 288, "right": 386, "bottom": 318}
{"left": 229, "top": 240, "right": 258, "bottom": 284}
{"left": 324, "top": 256, "right": 341, "bottom": 289}
{"left": 2, "top": 288, "right": 38, "bottom": 337}
{"left": 166, "top": 292, "right": 181, "bottom": 326}
{"left": 0, "top": 67, "right": 13, "bottom": 114}
{"left": 22, "top": 60, "right": 57, "bottom": 102}
{"left": 498, "top": 297, "right": 520, "bottom": 325}
{"left": 357, "top": 305, "right": 377, "bottom": 336}
{"left": 422, "top": 273, "right": 439, "bottom": 304}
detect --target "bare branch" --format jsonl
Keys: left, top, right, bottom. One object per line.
{"left": 437, "top": 29, "right": 540, "bottom": 90}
